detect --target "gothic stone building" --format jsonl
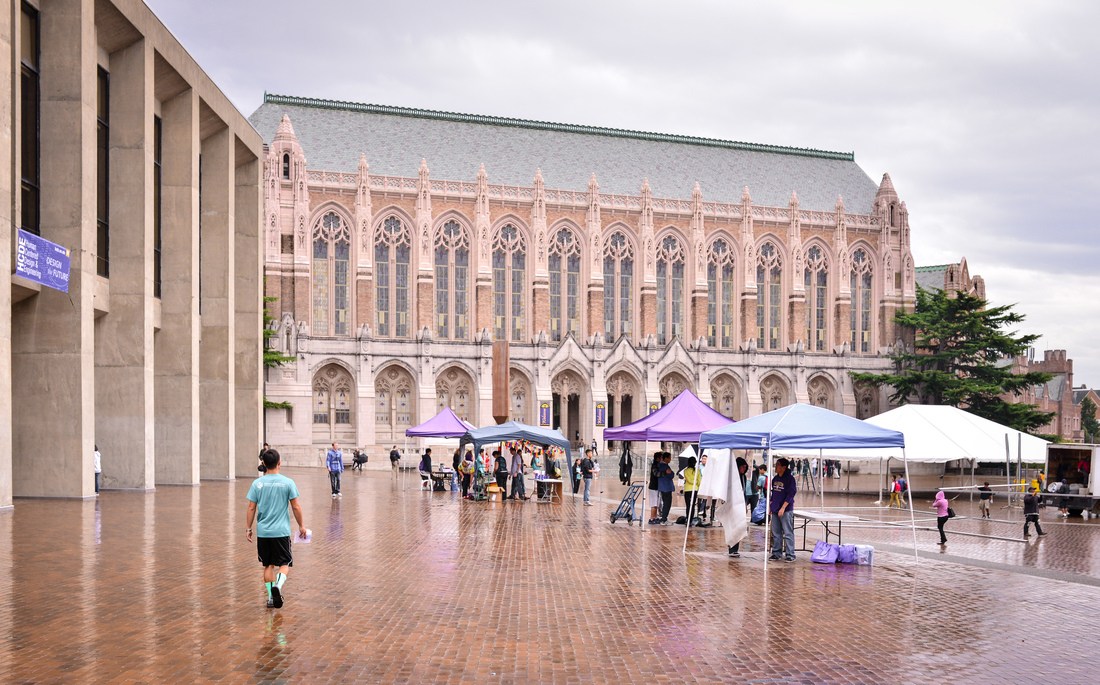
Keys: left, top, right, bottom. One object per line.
{"left": 250, "top": 94, "right": 918, "bottom": 463}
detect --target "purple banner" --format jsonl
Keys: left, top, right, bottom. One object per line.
{"left": 539, "top": 402, "right": 551, "bottom": 427}
{"left": 595, "top": 402, "right": 606, "bottom": 427}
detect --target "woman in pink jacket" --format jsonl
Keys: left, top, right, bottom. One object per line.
{"left": 933, "top": 490, "right": 950, "bottom": 546}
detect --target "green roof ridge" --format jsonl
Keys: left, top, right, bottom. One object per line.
{"left": 914, "top": 264, "right": 951, "bottom": 271}
{"left": 263, "top": 93, "right": 856, "bottom": 162}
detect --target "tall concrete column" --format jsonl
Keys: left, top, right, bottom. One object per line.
{"left": 234, "top": 153, "right": 262, "bottom": 475}
{"left": 12, "top": 0, "right": 97, "bottom": 498}
{"left": 0, "top": 5, "right": 13, "bottom": 509}
{"left": 199, "top": 128, "right": 235, "bottom": 479}
{"left": 94, "top": 38, "right": 155, "bottom": 490}
{"left": 155, "top": 89, "right": 200, "bottom": 485}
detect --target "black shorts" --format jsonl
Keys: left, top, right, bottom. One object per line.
{"left": 256, "top": 536, "right": 293, "bottom": 567}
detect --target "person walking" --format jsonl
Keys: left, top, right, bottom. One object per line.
{"left": 246, "top": 448, "right": 307, "bottom": 609}
{"left": 933, "top": 490, "right": 950, "bottom": 546}
{"left": 656, "top": 453, "right": 675, "bottom": 524}
{"left": 889, "top": 475, "right": 902, "bottom": 508}
{"left": 581, "top": 449, "right": 596, "bottom": 506}
{"left": 509, "top": 448, "right": 527, "bottom": 500}
{"left": 977, "top": 482, "right": 993, "bottom": 519}
{"left": 1023, "top": 486, "right": 1047, "bottom": 538}
{"left": 571, "top": 457, "right": 583, "bottom": 495}
{"left": 769, "top": 458, "right": 797, "bottom": 561}
{"left": 459, "top": 451, "right": 475, "bottom": 499}
{"left": 325, "top": 443, "right": 344, "bottom": 498}
{"left": 389, "top": 445, "right": 400, "bottom": 477}
{"left": 258, "top": 443, "right": 270, "bottom": 473}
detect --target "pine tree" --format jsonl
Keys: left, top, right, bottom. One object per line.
{"left": 1081, "top": 397, "right": 1100, "bottom": 443}
{"left": 852, "top": 287, "right": 1054, "bottom": 432}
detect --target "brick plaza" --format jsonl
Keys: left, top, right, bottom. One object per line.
{"left": 2, "top": 468, "right": 1098, "bottom": 683}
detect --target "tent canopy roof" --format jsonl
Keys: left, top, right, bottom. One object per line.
{"left": 459, "top": 421, "right": 572, "bottom": 461}
{"left": 603, "top": 390, "right": 733, "bottom": 442}
{"left": 699, "top": 403, "right": 905, "bottom": 451}
{"left": 405, "top": 407, "right": 475, "bottom": 438}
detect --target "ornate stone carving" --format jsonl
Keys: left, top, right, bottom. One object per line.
{"left": 807, "top": 376, "right": 833, "bottom": 409}
{"left": 759, "top": 375, "right": 788, "bottom": 411}
{"left": 659, "top": 372, "right": 691, "bottom": 400}
{"left": 710, "top": 373, "right": 740, "bottom": 419}
{"left": 551, "top": 370, "right": 584, "bottom": 397}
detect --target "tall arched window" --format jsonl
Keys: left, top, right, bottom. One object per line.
{"left": 756, "top": 241, "right": 783, "bottom": 350}
{"left": 706, "top": 238, "right": 735, "bottom": 348}
{"left": 492, "top": 224, "right": 526, "bottom": 341}
{"left": 281, "top": 153, "right": 290, "bottom": 179}
{"left": 804, "top": 245, "right": 828, "bottom": 352}
{"left": 311, "top": 211, "right": 350, "bottom": 336}
{"left": 850, "top": 248, "right": 873, "bottom": 353}
{"left": 548, "top": 226, "right": 581, "bottom": 341}
{"left": 434, "top": 219, "right": 469, "bottom": 340}
{"left": 603, "top": 231, "right": 633, "bottom": 343}
{"left": 375, "top": 216, "right": 411, "bottom": 338}
{"left": 656, "top": 234, "right": 685, "bottom": 345}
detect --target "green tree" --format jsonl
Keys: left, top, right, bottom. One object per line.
{"left": 852, "top": 287, "right": 1054, "bottom": 432}
{"left": 263, "top": 295, "right": 294, "bottom": 410}
{"left": 1082, "top": 397, "right": 1100, "bottom": 443}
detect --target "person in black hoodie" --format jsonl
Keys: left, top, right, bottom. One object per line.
{"left": 494, "top": 450, "right": 509, "bottom": 498}
{"left": 1023, "top": 487, "right": 1047, "bottom": 538}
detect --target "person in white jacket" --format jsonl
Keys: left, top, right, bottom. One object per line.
{"left": 94, "top": 445, "right": 102, "bottom": 494}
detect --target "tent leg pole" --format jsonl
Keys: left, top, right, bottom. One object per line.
{"left": 765, "top": 446, "right": 773, "bottom": 572}
{"left": 819, "top": 448, "right": 824, "bottom": 512}
{"left": 904, "top": 450, "right": 918, "bottom": 561}
{"left": 641, "top": 442, "right": 649, "bottom": 532}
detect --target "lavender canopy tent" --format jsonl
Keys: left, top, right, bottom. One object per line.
{"left": 603, "top": 390, "right": 734, "bottom": 530}
{"left": 405, "top": 407, "right": 475, "bottom": 438}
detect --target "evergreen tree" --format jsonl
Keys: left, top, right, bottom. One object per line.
{"left": 263, "top": 295, "right": 294, "bottom": 410}
{"left": 1082, "top": 397, "right": 1100, "bottom": 443}
{"left": 852, "top": 287, "right": 1054, "bottom": 432}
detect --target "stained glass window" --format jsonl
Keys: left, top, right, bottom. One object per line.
{"left": 311, "top": 212, "right": 350, "bottom": 336}
{"left": 434, "top": 220, "right": 470, "bottom": 339}
{"left": 706, "top": 238, "right": 735, "bottom": 348}
{"left": 756, "top": 242, "right": 783, "bottom": 350}
{"left": 602, "top": 232, "right": 634, "bottom": 343}
{"left": 375, "top": 216, "right": 411, "bottom": 338}
{"left": 656, "top": 235, "right": 685, "bottom": 345}
{"left": 804, "top": 245, "right": 828, "bottom": 352}
{"left": 850, "top": 249, "right": 873, "bottom": 353}
{"left": 549, "top": 227, "right": 582, "bottom": 341}
{"left": 492, "top": 224, "right": 526, "bottom": 341}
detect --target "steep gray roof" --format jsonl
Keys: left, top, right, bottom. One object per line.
{"left": 249, "top": 94, "right": 881, "bottom": 213}
{"left": 914, "top": 265, "right": 948, "bottom": 292}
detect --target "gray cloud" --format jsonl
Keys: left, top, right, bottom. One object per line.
{"left": 147, "top": 0, "right": 1100, "bottom": 383}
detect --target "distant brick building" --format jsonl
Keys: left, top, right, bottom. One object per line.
{"left": 1004, "top": 350, "right": 1078, "bottom": 441}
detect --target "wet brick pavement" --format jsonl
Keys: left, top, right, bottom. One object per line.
{"left": 1, "top": 468, "right": 1099, "bottom": 683}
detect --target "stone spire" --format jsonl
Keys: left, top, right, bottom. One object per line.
{"left": 355, "top": 154, "right": 373, "bottom": 263}
{"left": 476, "top": 164, "right": 491, "bottom": 271}
{"left": 416, "top": 159, "right": 432, "bottom": 270}
{"left": 788, "top": 191, "right": 803, "bottom": 291}
{"left": 586, "top": 173, "right": 602, "bottom": 274}
{"left": 640, "top": 179, "right": 655, "bottom": 280}
{"left": 274, "top": 114, "right": 296, "bottom": 142}
{"left": 691, "top": 183, "right": 706, "bottom": 286}
{"left": 740, "top": 186, "right": 755, "bottom": 290}
{"left": 532, "top": 168, "right": 547, "bottom": 273}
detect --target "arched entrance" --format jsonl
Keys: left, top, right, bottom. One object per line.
{"left": 759, "top": 373, "right": 791, "bottom": 412}
{"left": 710, "top": 373, "right": 742, "bottom": 419}
{"left": 375, "top": 364, "right": 416, "bottom": 445}
{"left": 436, "top": 366, "right": 477, "bottom": 424}
{"left": 659, "top": 371, "right": 693, "bottom": 406}
{"left": 606, "top": 370, "right": 641, "bottom": 437}
{"left": 510, "top": 370, "right": 532, "bottom": 424}
{"left": 312, "top": 363, "right": 356, "bottom": 446}
{"left": 551, "top": 369, "right": 587, "bottom": 447}
{"left": 807, "top": 375, "right": 837, "bottom": 411}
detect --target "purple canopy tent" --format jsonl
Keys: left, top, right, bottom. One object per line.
{"left": 603, "top": 390, "right": 733, "bottom": 443}
{"left": 403, "top": 408, "right": 475, "bottom": 490}
{"left": 603, "top": 390, "right": 734, "bottom": 530}
{"left": 405, "top": 407, "right": 475, "bottom": 438}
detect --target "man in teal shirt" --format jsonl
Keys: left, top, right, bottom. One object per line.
{"left": 246, "top": 449, "right": 307, "bottom": 609}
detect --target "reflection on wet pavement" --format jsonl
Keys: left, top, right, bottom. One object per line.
{"left": 0, "top": 468, "right": 1098, "bottom": 683}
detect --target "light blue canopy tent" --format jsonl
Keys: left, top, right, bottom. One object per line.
{"left": 458, "top": 421, "right": 572, "bottom": 463}
{"left": 699, "top": 403, "right": 913, "bottom": 566}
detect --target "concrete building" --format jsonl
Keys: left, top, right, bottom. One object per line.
{"left": 1, "top": 0, "right": 263, "bottom": 508}
{"left": 250, "top": 95, "right": 919, "bottom": 463}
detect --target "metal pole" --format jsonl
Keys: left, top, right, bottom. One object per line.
{"left": 764, "top": 440, "right": 772, "bottom": 573}
{"left": 1005, "top": 434, "right": 1011, "bottom": 507}
{"left": 819, "top": 448, "right": 824, "bottom": 512}
{"left": 640, "top": 440, "right": 650, "bottom": 532}
{"left": 903, "top": 449, "right": 919, "bottom": 560}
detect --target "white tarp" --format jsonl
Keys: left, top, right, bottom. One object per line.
{"left": 698, "top": 448, "right": 747, "bottom": 548}
{"left": 779, "top": 404, "right": 1048, "bottom": 463}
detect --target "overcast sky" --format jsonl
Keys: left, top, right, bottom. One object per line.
{"left": 147, "top": 0, "right": 1100, "bottom": 384}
